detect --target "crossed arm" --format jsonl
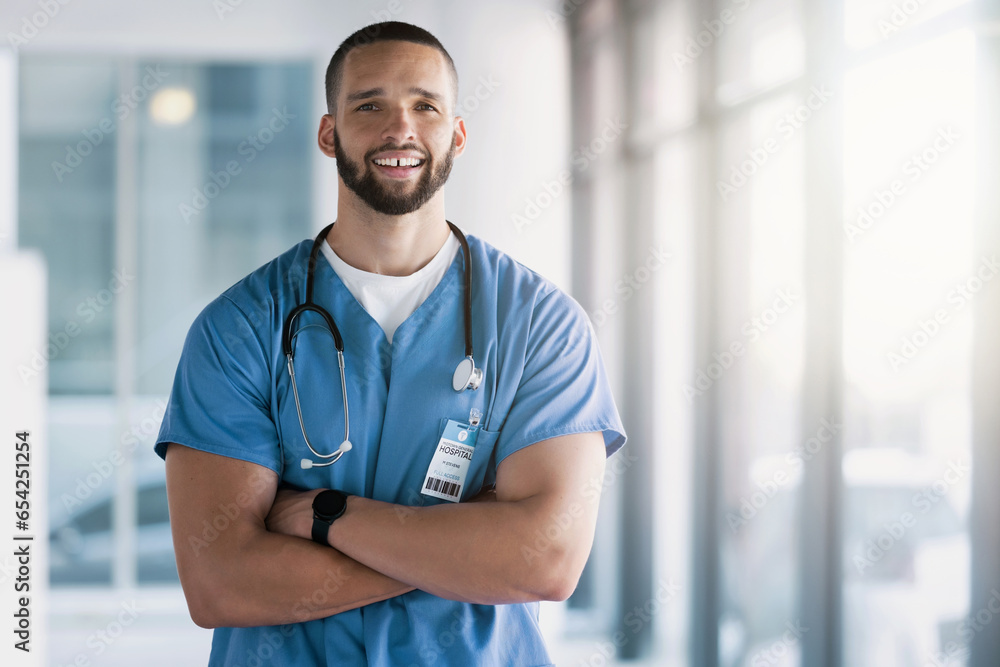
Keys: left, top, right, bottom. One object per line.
{"left": 165, "top": 431, "right": 607, "bottom": 629}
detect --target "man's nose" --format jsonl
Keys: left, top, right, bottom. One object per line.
{"left": 381, "top": 107, "right": 417, "bottom": 143}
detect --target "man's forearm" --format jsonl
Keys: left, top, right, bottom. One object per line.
{"left": 184, "top": 521, "right": 413, "bottom": 627}
{"left": 166, "top": 443, "right": 415, "bottom": 629}
{"left": 325, "top": 494, "right": 582, "bottom": 605}
{"left": 262, "top": 433, "right": 606, "bottom": 607}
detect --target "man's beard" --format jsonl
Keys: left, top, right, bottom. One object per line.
{"left": 334, "top": 127, "right": 456, "bottom": 216}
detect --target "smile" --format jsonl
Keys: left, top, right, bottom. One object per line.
{"left": 373, "top": 157, "right": 424, "bottom": 167}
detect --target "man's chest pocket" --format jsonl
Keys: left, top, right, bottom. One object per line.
{"left": 420, "top": 418, "right": 500, "bottom": 504}
{"left": 460, "top": 428, "right": 500, "bottom": 500}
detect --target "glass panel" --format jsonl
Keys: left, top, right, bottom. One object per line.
{"left": 715, "top": 0, "right": 805, "bottom": 106}
{"left": 129, "top": 395, "right": 178, "bottom": 584}
{"left": 715, "top": 92, "right": 806, "bottom": 667}
{"left": 844, "top": 0, "right": 973, "bottom": 51}
{"left": 136, "top": 479, "right": 176, "bottom": 583}
{"left": 47, "top": 397, "right": 118, "bottom": 585}
{"left": 652, "top": 134, "right": 696, "bottom": 666}
{"left": 136, "top": 61, "right": 314, "bottom": 394}
{"left": 633, "top": 0, "right": 697, "bottom": 136}
{"left": 22, "top": 57, "right": 314, "bottom": 589}
{"left": 18, "top": 57, "right": 118, "bottom": 394}
{"left": 133, "top": 60, "right": 313, "bottom": 581}
{"left": 841, "top": 30, "right": 975, "bottom": 667}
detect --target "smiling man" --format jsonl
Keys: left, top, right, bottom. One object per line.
{"left": 156, "top": 21, "right": 625, "bottom": 666}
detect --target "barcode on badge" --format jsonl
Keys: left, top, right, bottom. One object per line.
{"left": 424, "top": 476, "right": 461, "bottom": 500}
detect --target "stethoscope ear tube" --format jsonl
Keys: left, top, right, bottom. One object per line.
{"left": 283, "top": 302, "right": 345, "bottom": 356}
{"left": 283, "top": 221, "right": 345, "bottom": 356}
{"left": 447, "top": 220, "right": 475, "bottom": 362}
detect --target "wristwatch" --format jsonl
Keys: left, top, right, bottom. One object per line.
{"left": 311, "top": 490, "right": 348, "bottom": 546}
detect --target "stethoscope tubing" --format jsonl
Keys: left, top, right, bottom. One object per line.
{"left": 284, "top": 220, "right": 476, "bottom": 470}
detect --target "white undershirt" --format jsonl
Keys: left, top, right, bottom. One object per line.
{"left": 320, "top": 231, "right": 462, "bottom": 343}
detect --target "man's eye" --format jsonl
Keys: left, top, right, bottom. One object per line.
{"left": 356, "top": 103, "right": 378, "bottom": 111}
{"left": 416, "top": 104, "right": 437, "bottom": 111}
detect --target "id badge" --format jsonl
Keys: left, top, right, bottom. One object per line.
{"left": 421, "top": 419, "right": 480, "bottom": 502}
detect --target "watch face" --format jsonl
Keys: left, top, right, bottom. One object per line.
{"left": 313, "top": 490, "right": 346, "bottom": 519}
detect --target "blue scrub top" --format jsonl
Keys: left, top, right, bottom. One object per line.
{"left": 155, "top": 230, "right": 626, "bottom": 666}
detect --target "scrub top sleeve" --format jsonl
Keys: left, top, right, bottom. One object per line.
{"left": 154, "top": 294, "right": 282, "bottom": 474}
{"left": 495, "top": 289, "right": 626, "bottom": 466}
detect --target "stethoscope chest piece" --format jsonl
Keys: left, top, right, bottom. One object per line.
{"left": 453, "top": 356, "right": 483, "bottom": 392}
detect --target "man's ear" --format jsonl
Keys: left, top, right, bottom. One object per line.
{"left": 318, "top": 114, "right": 337, "bottom": 159}
{"left": 452, "top": 115, "right": 468, "bottom": 158}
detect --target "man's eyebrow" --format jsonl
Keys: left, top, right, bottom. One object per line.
{"left": 344, "top": 87, "right": 446, "bottom": 104}
{"left": 410, "top": 87, "right": 444, "bottom": 103}
{"left": 345, "top": 87, "right": 384, "bottom": 103}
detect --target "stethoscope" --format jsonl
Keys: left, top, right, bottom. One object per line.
{"left": 282, "top": 220, "right": 482, "bottom": 470}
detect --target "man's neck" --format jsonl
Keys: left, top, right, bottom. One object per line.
{"left": 325, "top": 191, "right": 451, "bottom": 276}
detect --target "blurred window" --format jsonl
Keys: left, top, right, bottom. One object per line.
{"left": 715, "top": 0, "right": 805, "bottom": 106}
{"left": 19, "top": 57, "right": 314, "bottom": 587}
{"left": 715, "top": 90, "right": 807, "bottom": 666}
{"left": 843, "top": 0, "right": 973, "bottom": 51}
{"left": 579, "top": 0, "right": 978, "bottom": 665}
{"left": 841, "top": 29, "right": 975, "bottom": 666}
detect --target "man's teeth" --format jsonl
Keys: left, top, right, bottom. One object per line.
{"left": 375, "top": 157, "right": 423, "bottom": 167}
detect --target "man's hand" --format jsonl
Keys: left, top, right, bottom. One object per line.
{"left": 324, "top": 432, "right": 607, "bottom": 604}
{"left": 265, "top": 486, "right": 322, "bottom": 541}
{"left": 465, "top": 484, "right": 497, "bottom": 503}
{"left": 265, "top": 483, "right": 496, "bottom": 541}
{"left": 164, "top": 445, "right": 415, "bottom": 628}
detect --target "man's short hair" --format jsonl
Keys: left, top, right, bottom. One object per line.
{"left": 324, "top": 21, "right": 459, "bottom": 115}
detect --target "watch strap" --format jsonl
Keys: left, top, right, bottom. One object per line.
{"left": 312, "top": 514, "right": 330, "bottom": 546}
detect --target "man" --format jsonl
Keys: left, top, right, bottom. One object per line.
{"left": 156, "top": 21, "right": 625, "bottom": 666}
